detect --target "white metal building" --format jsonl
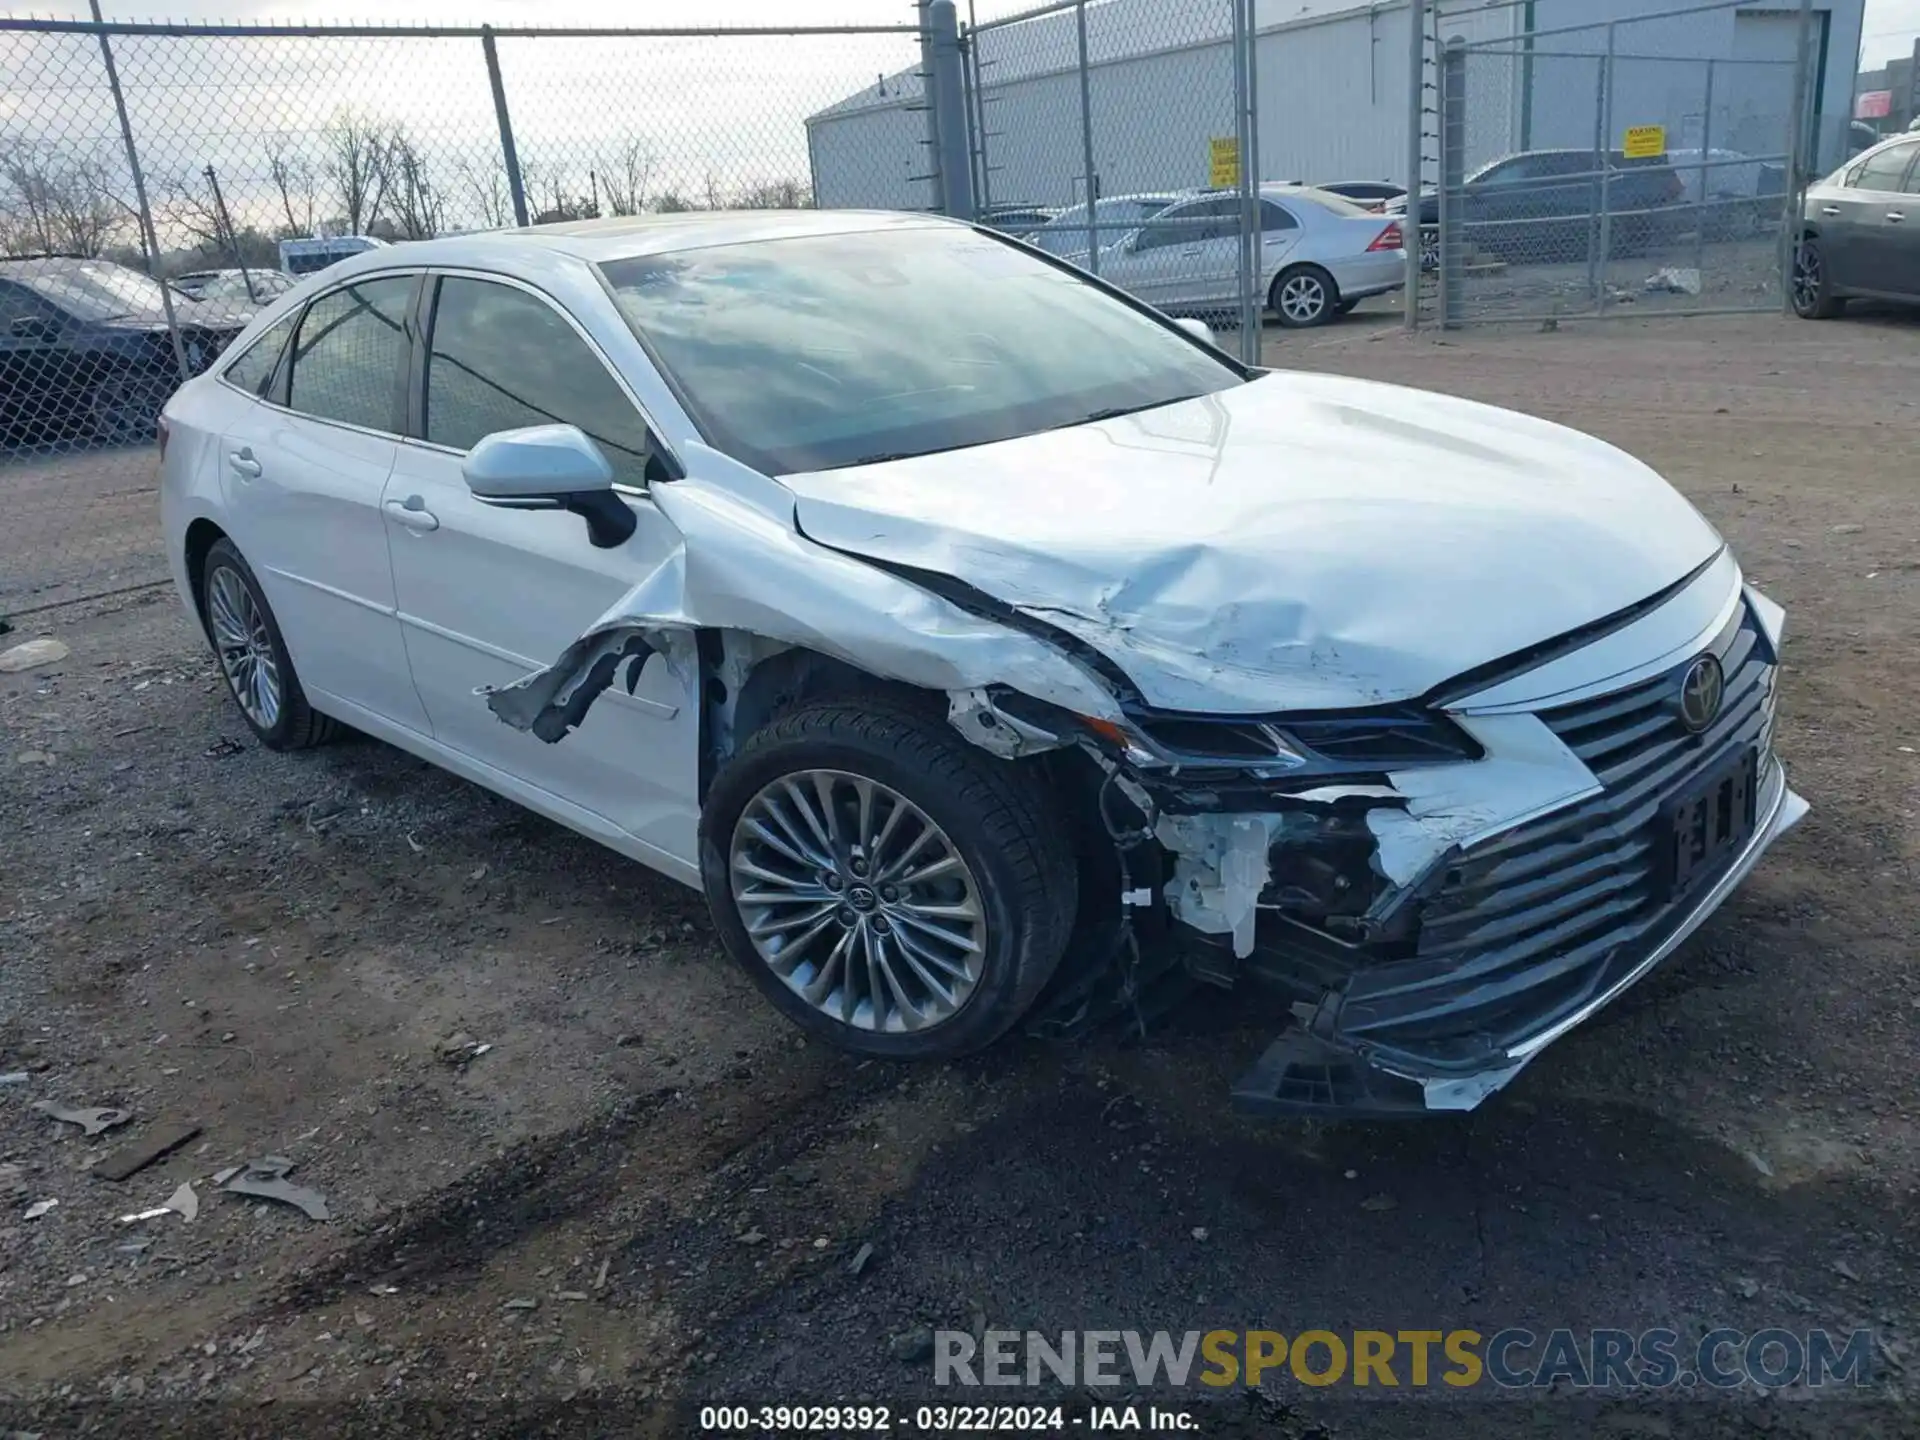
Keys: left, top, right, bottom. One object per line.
{"left": 805, "top": 0, "right": 1863, "bottom": 212}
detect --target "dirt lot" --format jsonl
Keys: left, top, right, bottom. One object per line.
{"left": 2, "top": 309, "right": 1917, "bottom": 1438}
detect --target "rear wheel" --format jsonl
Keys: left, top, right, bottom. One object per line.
{"left": 1791, "top": 237, "right": 1845, "bottom": 319}
{"left": 700, "top": 698, "right": 1077, "bottom": 1060}
{"left": 201, "top": 538, "right": 338, "bottom": 750}
{"left": 1270, "top": 264, "right": 1338, "bottom": 328}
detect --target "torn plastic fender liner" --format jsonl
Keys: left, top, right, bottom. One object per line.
{"left": 480, "top": 473, "right": 1125, "bottom": 744}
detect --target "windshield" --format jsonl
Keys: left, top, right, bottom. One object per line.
{"left": 17, "top": 262, "right": 169, "bottom": 319}
{"left": 1030, "top": 198, "right": 1177, "bottom": 255}
{"left": 600, "top": 225, "right": 1241, "bottom": 476}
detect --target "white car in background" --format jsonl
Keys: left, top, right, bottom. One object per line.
{"left": 158, "top": 209, "right": 1805, "bottom": 1117}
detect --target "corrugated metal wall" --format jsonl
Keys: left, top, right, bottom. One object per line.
{"left": 804, "top": 0, "right": 1856, "bottom": 211}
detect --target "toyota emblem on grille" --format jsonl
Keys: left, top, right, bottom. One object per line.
{"left": 1678, "top": 654, "right": 1725, "bottom": 734}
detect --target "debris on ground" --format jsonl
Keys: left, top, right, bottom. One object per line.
{"left": 849, "top": 1242, "right": 876, "bottom": 1277}
{"left": 1360, "top": 1193, "right": 1398, "bottom": 1212}
{"left": 32, "top": 1101, "right": 132, "bottom": 1137}
{"left": 0, "top": 636, "right": 70, "bottom": 672}
{"left": 203, "top": 737, "right": 244, "bottom": 758}
{"left": 220, "top": 1156, "right": 330, "bottom": 1221}
{"left": 888, "top": 1325, "right": 935, "bottom": 1363}
{"left": 1833, "top": 1258, "right": 1861, "bottom": 1282}
{"left": 435, "top": 1032, "right": 492, "bottom": 1066}
{"left": 1644, "top": 266, "right": 1703, "bottom": 296}
{"left": 119, "top": 1181, "right": 199, "bottom": 1225}
{"left": 23, "top": 1198, "right": 58, "bottom": 1220}
{"left": 504, "top": 1298, "right": 538, "bottom": 1311}
{"left": 0, "top": 1071, "right": 28, "bottom": 1085}
{"left": 93, "top": 1119, "right": 204, "bottom": 1182}
{"left": 14, "top": 751, "right": 55, "bottom": 765}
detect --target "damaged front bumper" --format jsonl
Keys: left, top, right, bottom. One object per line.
{"left": 1111, "top": 585, "right": 1809, "bottom": 1117}
{"left": 1227, "top": 758, "right": 1805, "bottom": 1116}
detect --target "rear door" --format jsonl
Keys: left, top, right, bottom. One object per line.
{"left": 1111, "top": 196, "right": 1240, "bottom": 310}
{"left": 1820, "top": 140, "right": 1920, "bottom": 290}
{"left": 383, "top": 271, "right": 699, "bottom": 863}
{"left": 217, "top": 273, "right": 430, "bottom": 732}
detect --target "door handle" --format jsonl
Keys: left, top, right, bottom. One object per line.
{"left": 384, "top": 496, "right": 439, "bottom": 532}
{"left": 227, "top": 448, "right": 261, "bottom": 479}
{"left": 1888, "top": 211, "right": 1907, "bottom": 223}
{"left": 1820, "top": 205, "right": 1842, "bottom": 216}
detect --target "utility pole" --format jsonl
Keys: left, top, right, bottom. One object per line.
{"left": 203, "top": 164, "right": 258, "bottom": 303}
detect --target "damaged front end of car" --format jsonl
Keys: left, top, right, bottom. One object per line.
{"left": 478, "top": 467, "right": 1805, "bottom": 1119}
{"left": 1000, "top": 575, "right": 1809, "bottom": 1118}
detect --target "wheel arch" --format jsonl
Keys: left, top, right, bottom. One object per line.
{"left": 182, "top": 516, "right": 230, "bottom": 642}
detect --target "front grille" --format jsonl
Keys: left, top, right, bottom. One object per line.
{"left": 1335, "top": 599, "right": 1777, "bottom": 1066}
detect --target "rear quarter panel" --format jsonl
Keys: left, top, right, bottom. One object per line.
{"left": 159, "top": 373, "right": 248, "bottom": 621}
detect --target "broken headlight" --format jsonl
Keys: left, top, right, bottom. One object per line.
{"left": 1119, "top": 703, "right": 1482, "bottom": 774}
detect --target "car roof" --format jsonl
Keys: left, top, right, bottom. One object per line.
{"left": 0, "top": 255, "right": 138, "bottom": 277}
{"left": 318, "top": 210, "right": 960, "bottom": 277}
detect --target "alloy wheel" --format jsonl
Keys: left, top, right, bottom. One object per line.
{"left": 1277, "top": 272, "right": 1329, "bottom": 325}
{"left": 1791, "top": 243, "right": 1821, "bottom": 315}
{"left": 207, "top": 565, "right": 282, "bottom": 729}
{"left": 729, "top": 769, "right": 987, "bottom": 1034}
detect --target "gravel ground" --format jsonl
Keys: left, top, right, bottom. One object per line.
{"left": 2, "top": 308, "right": 1918, "bottom": 1438}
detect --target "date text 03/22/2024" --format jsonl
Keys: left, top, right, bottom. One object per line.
{"left": 697, "top": 1404, "right": 1197, "bottom": 1431}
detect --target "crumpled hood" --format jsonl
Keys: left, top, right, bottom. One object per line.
{"left": 782, "top": 370, "right": 1722, "bottom": 713}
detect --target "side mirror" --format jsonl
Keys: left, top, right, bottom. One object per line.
{"left": 1172, "top": 316, "right": 1216, "bottom": 347}
{"left": 462, "top": 423, "right": 636, "bottom": 549}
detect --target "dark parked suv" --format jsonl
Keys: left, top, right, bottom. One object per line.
{"left": 0, "top": 256, "right": 247, "bottom": 448}
{"left": 1398, "top": 148, "right": 1687, "bottom": 265}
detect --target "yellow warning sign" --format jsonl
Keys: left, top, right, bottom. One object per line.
{"left": 1622, "top": 124, "right": 1667, "bottom": 159}
{"left": 1209, "top": 136, "right": 1241, "bottom": 188}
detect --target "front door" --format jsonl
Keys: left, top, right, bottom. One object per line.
{"left": 383, "top": 272, "right": 700, "bottom": 865}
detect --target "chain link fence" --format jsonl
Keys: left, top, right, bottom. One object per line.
{"left": 0, "top": 2, "right": 1835, "bottom": 621}
{"left": 1429, "top": 0, "right": 1817, "bottom": 328}
{"left": 0, "top": 15, "right": 924, "bottom": 620}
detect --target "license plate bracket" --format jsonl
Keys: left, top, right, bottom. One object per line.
{"left": 1660, "top": 748, "right": 1759, "bottom": 900}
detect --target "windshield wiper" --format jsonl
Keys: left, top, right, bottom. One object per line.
{"left": 1043, "top": 394, "right": 1208, "bottom": 433}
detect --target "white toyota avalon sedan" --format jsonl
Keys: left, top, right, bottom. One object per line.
{"left": 159, "top": 209, "right": 1806, "bottom": 1117}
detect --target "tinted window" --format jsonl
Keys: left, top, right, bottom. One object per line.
{"left": 1031, "top": 198, "right": 1176, "bottom": 254}
{"left": 1136, "top": 197, "right": 1241, "bottom": 251}
{"left": 286, "top": 276, "right": 412, "bottom": 432}
{"left": 0, "top": 279, "right": 57, "bottom": 328}
{"left": 223, "top": 312, "right": 297, "bottom": 396}
{"left": 1259, "top": 201, "right": 1299, "bottom": 232}
{"left": 1852, "top": 141, "right": 1919, "bottom": 191}
{"left": 601, "top": 226, "right": 1241, "bottom": 475}
{"left": 424, "top": 277, "right": 654, "bottom": 487}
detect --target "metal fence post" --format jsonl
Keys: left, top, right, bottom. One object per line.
{"left": 89, "top": 0, "right": 190, "bottom": 385}
{"left": 1077, "top": 0, "right": 1098, "bottom": 274}
{"left": 1404, "top": 0, "right": 1426, "bottom": 331}
{"left": 1231, "top": 0, "right": 1257, "bottom": 361}
{"left": 1596, "top": 24, "right": 1616, "bottom": 313}
{"left": 481, "top": 26, "right": 530, "bottom": 227}
{"left": 1243, "top": 0, "right": 1263, "bottom": 356}
{"left": 1692, "top": 59, "right": 1715, "bottom": 286}
{"left": 1438, "top": 35, "right": 1465, "bottom": 329}
{"left": 1584, "top": 47, "right": 1607, "bottom": 305}
{"left": 927, "top": 0, "right": 975, "bottom": 220}
{"left": 1779, "top": 0, "right": 1815, "bottom": 315}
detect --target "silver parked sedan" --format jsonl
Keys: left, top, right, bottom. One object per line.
{"left": 1793, "top": 133, "right": 1920, "bottom": 318}
{"left": 1079, "top": 185, "right": 1406, "bottom": 327}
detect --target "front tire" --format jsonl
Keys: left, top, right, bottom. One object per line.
{"left": 1791, "top": 237, "right": 1845, "bottom": 319}
{"left": 700, "top": 698, "right": 1077, "bottom": 1060}
{"left": 1270, "top": 264, "right": 1338, "bottom": 328}
{"left": 201, "top": 538, "right": 338, "bottom": 750}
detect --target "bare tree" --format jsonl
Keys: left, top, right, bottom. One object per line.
{"left": 597, "top": 135, "right": 654, "bottom": 217}
{"left": 455, "top": 155, "right": 514, "bottom": 230}
{"left": 387, "top": 131, "right": 444, "bottom": 240}
{"left": 322, "top": 109, "right": 394, "bottom": 236}
{"left": 0, "top": 142, "right": 129, "bottom": 256}
{"left": 735, "top": 178, "right": 812, "bottom": 210}
{"left": 267, "top": 145, "right": 318, "bottom": 238}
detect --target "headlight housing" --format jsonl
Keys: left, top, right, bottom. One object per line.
{"left": 1105, "top": 703, "right": 1482, "bottom": 777}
